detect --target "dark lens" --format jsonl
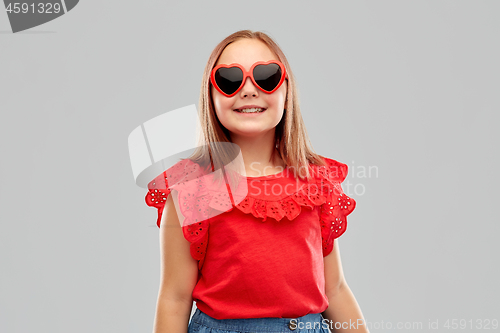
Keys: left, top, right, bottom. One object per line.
{"left": 214, "top": 67, "right": 243, "bottom": 95}
{"left": 253, "top": 63, "right": 282, "bottom": 92}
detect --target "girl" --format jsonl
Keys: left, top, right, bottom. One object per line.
{"left": 146, "top": 30, "right": 369, "bottom": 333}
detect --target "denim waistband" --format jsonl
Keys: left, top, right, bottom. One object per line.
{"left": 191, "top": 308, "right": 326, "bottom": 332}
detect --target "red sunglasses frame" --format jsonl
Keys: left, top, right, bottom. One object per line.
{"left": 210, "top": 60, "right": 288, "bottom": 97}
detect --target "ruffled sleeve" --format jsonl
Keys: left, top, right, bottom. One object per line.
{"left": 144, "top": 159, "right": 210, "bottom": 269}
{"left": 317, "top": 157, "right": 356, "bottom": 257}
{"left": 145, "top": 171, "right": 170, "bottom": 228}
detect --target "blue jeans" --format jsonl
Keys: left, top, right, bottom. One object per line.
{"left": 188, "top": 308, "right": 331, "bottom": 333}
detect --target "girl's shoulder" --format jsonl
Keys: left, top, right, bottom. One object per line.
{"left": 308, "top": 155, "right": 350, "bottom": 184}
{"left": 145, "top": 158, "right": 208, "bottom": 194}
{"left": 144, "top": 158, "right": 207, "bottom": 222}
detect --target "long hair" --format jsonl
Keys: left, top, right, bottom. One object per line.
{"left": 188, "top": 30, "right": 326, "bottom": 182}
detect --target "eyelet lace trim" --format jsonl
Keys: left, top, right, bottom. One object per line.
{"left": 320, "top": 190, "right": 356, "bottom": 256}
{"left": 314, "top": 157, "right": 357, "bottom": 256}
{"left": 145, "top": 159, "right": 210, "bottom": 269}
{"left": 145, "top": 157, "right": 356, "bottom": 265}
{"left": 233, "top": 182, "right": 328, "bottom": 222}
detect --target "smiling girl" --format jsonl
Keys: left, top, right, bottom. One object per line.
{"left": 147, "top": 30, "right": 368, "bottom": 333}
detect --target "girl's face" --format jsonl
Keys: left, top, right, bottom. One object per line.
{"left": 211, "top": 38, "right": 287, "bottom": 141}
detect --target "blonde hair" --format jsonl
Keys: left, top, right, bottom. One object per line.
{"left": 189, "top": 29, "right": 326, "bottom": 181}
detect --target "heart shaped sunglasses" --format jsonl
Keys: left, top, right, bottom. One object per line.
{"left": 210, "top": 60, "right": 288, "bottom": 97}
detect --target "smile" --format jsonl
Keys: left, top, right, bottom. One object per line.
{"left": 234, "top": 107, "right": 266, "bottom": 113}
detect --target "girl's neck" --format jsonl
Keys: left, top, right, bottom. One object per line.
{"left": 230, "top": 131, "right": 285, "bottom": 177}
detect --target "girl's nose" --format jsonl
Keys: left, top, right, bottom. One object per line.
{"left": 239, "top": 76, "right": 259, "bottom": 97}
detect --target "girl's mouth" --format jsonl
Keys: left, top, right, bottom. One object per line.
{"left": 234, "top": 107, "right": 266, "bottom": 113}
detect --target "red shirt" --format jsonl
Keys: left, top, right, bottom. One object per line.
{"left": 145, "top": 156, "right": 356, "bottom": 319}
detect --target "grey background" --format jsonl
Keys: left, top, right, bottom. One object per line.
{"left": 1, "top": 1, "right": 498, "bottom": 332}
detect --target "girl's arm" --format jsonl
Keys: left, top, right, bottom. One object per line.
{"left": 153, "top": 194, "right": 199, "bottom": 333}
{"left": 322, "top": 240, "right": 370, "bottom": 333}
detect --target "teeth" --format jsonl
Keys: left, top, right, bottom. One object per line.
{"left": 237, "top": 108, "right": 265, "bottom": 113}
